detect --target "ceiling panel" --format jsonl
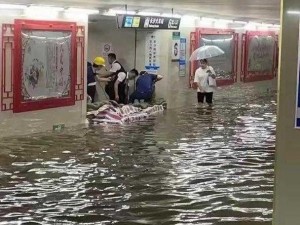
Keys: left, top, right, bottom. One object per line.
{"left": 0, "top": 0, "right": 280, "bottom": 23}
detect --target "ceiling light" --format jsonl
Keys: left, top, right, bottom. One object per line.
{"left": 66, "top": 8, "right": 99, "bottom": 15}
{"left": 182, "top": 15, "right": 199, "bottom": 20}
{"left": 244, "top": 22, "right": 257, "bottom": 30}
{"left": 201, "top": 17, "right": 216, "bottom": 22}
{"left": 104, "top": 9, "right": 136, "bottom": 16}
{"left": 257, "top": 25, "right": 269, "bottom": 30}
{"left": 287, "top": 10, "right": 300, "bottom": 15}
{"left": 27, "top": 5, "right": 64, "bottom": 12}
{"left": 248, "top": 21, "right": 261, "bottom": 26}
{"left": 233, "top": 20, "right": 248, "bottom": 24}
{"left": 181, "top": 15, "right": 198, "bottom": 27}
{"left": 138, "top": 11, "right": 161, "bottom": 16}
{"left": 161, "top": 13, "right": 181, "bottom": 18}
{"left": 218, "top": 19, "right": 233, "bottom": 23}
{"left": 0, "top": 4, "right": 27, "bottom": 9}
{"left": 25, "top": 6, "right": 64, "bottom": 19}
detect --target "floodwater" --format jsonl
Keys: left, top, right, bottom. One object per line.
{"left": 0, "top": 82, "right": 276, "bottom": 225}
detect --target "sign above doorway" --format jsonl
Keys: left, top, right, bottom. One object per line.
{"left": 116, "top": 14, "right": 181, "bottom": 30}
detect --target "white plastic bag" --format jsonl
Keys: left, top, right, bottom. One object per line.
{"left": 207, "top": 76, "right": 217, "bottom": 87}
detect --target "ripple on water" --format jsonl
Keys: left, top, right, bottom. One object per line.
{"left": 0, "top": 83, "right": 275, "bottom": 224}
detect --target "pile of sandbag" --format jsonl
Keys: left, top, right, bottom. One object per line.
{"left": 87, "top": 100, "right": 166, "bottom": 125}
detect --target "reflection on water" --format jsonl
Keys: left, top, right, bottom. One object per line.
{"left": 0, "top": 82, "right": 276, "bottom": 224}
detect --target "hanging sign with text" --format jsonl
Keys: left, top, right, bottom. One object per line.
{"left": 117, "top": 14, "right": 181, "bottom": 30}
{"left": 172, "top": 32, "right": 181, "bottom": 61}
{"left": 145, "top": 32, "right": 160, "bottom": 71}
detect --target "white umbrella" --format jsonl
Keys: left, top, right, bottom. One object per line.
{"left": 189, "top": 45, "right": 225, "bottom": 61}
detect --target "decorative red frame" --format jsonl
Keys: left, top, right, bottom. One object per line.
{"left": 189, "top": 32, "right": 197, "bottom": 88}
{"left": 189, "top": 28, "right": 238, "bottom": 87}
{"left": 241, "top": 31, "right": 276, "bottom": 82}
{"left": 75, "top": 26, "right": 85, "bottom": 101}
{"left": 13, "top": 19, "right": 77, "bottom": 113}
{"left": 1, "top": 24, "right": 14, "bottom": 111}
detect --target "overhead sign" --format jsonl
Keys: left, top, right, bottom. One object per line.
{"left": 117, "top": 14, "right": 181, "bottom": 30}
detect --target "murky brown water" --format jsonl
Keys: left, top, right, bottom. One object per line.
{"left": 0, "top": 82, "right": 276, "bottom": 224}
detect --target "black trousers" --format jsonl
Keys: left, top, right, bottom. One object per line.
{"left": 197, "top": 92, "right": 213, "bottom": 104}
{"left": 87, "top": 85, "right": 96, "bottom": 103}
{"left": 105, "top": 84, "right": 127, "bottom": 104}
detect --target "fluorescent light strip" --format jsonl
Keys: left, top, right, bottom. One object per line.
{"left": 138, "top": 11, "right": 161, "bottom": 16}
{"left": 260, "top": 23, "right": 270, "bottom": 27}
{"left": 66, "top": 8, "right": 99, "bottom": 15}
{"left": 248, "top": 21, "right": 262, "bottom": 26}
{"left": 218, "top": 19, "right": 233, "bottom": 23}
{"left": 161, "top": 13, "right": 181, "bottom": 18}
{"left": 233, "top": 20, "right": 248, "bottom": 24}
{"left": 287, "top": 10, "right": 300, "bottom": 15}
{"left": 27, "top": 6, "right": 64, "bottom": 12}
{"left": 182, "top": 15, "right": 199, "bottom": 20}
{"left": 105, "top": 9, "right": 136, "bottom": 16}
{"left": 0, "top": 4, "right": 27, "bottom": 9}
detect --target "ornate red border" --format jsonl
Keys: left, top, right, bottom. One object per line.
{"left": 75, "top": 25, "right": 85, "bottom": 101}
{"left": 241, "top": 31, "right": 276, "bottom": 83}
{"left": 13, "top": 19, "right": 77, "bottom": 113}
{"left": 1, "top": 24, "right": 14, "bottom": 111}
{"left": 189, "top": 32, "right": 197, "bottom": 88}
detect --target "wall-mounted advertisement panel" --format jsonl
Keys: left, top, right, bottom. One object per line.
{"left": 189, "top": 28, "right": 238, "bottom": 87}
{"left": 241, "top": 31, "right": 277, "bottom": 82}
{"left": 14, "top": 19, "right": 77, "bottom": 113}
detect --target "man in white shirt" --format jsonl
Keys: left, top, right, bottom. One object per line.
{"left": 193, "top": 59, "right": 216, "bottom": 106}
{"left": 97, "top": 53, "right": 127, "bottom": 104}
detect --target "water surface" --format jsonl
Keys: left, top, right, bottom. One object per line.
{"left": 0, "top": 82, "right": 276, "bottom": 224}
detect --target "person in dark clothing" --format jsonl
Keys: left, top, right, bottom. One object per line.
{"left": 97, "top": 53, "right": 127, "bottom": 104}
{"left": 87, "top": 62, "right": 96, "bottom": 102}
{"left": 129, "top": 70, "right": 163, "bottom": 103}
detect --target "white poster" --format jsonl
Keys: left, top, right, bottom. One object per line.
{"left": 22, "top": 30, "right": 71, "bottom": 101}
{"left": 145, "top": 32, "right": 160, "bottom": 70}
{"left": 172, "top": 32, "right": 180, "bottom": 61}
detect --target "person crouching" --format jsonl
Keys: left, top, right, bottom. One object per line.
{"left": 129, "top": 70, "right": 163, "bottom": 103}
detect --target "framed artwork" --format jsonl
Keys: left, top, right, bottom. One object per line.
{"left": 13, "top": 19, "right": 77, "bottom": 113}
{"left": 241, "top": 31, "right": 277, "bottom": 82}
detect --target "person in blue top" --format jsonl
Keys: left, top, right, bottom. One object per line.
{"left": 129, "top": 69, "right": 163, "bottom": 103}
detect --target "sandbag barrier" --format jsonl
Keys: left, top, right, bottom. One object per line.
{"left": 87, "top": 100, "right": 166, "bottom": 125}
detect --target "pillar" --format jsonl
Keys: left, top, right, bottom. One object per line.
{"left": 273, "top": 0, "right": 300, "bottom": 224}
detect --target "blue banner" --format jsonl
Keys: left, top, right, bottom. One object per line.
{"left": 179, "top": 38, "right": 187, "bottom": 76}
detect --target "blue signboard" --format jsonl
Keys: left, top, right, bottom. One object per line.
{"left": 296, "top": 63, "right": 300, "bottom": 127}
{"left": 179, "top": 38, "right": 187, "bottom": 76}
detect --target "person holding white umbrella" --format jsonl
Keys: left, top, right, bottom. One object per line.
{"left": 190, "top": 45, "right": 224, "bottom": 106}
{"left": 193, "top": 59, "right": 216, "bottom": 106}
